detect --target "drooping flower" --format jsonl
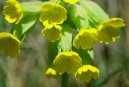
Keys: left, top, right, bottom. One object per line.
{"left": 42, "top": 25, "right": 62, "bottom": 42}
{"left": 53, "top": 51, "right": 82, "bottom": 74}
{"left": 3, "top": 0, "right": 23, "bottom": 24}
{"left": 73, "top": 28, "right": 98, "bottom": 50}
{"left": 63, "top": 0, "right": 79, "bottom": 4}
{"left": 39, "top": 2, "right": 67, "bottom": 27}
{"left": 98, "top": 18, "right": 125, "bottom": 44}
{"left": 45, "top": 67, "right": 60, "bottom": 78}
{"left": 75, "top": 65, "right": 99, "bottom": 83}
{"left": 0, "top": 32, "right": 21, "bottom": 57}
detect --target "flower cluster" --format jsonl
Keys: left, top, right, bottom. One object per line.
{"left": 45, "top": 51, "right": 99, "bottom": 83}
{"left": 40, "top": 2, "right": 67, "bottom": 42}
{"left": 73, "top": 18, "right": 125, "bottom": 50}
{"left": 1, "top": 0, "right": 125, "bottom": 84}
{"left": 42, "top": 0, "right": 125, "bottom": 83}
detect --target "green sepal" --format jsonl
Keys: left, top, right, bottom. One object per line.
{"left": 76, "top": 48, "right": 93, "bottom": 65}
{"left": 68, "top": 4, "right": 89, "bottom": 31}
{"left": 80, "top": 0, "right": 109, "bottom": 28}
{"left": 11, "top": 14, "right": 38, "bottom": 41}
{"left": 58, "top": 24, "right": 72, "bottom": 52}
{"left": 21, "top": 1, "right": 42, "bottom": 15}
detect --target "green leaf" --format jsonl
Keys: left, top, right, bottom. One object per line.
{"left": 50, "top": 0, "right": 65, "bottom": 5}
{"left": 58, "top": 24, "right": 72, "bottom": 51}
{"left": 76, "top": 48, "right": 93, "bottom": 64}
{"left": 80, "top": 0, "right": 109, "bottom": 28}
{"left": 21, "top": 1, "right": 42, "bottom": 15}
{"left": 50, "top": 0, "right": 61, "bottom": 3}
{"left": 11, "top": 14, "right": 38, "bottom": 41}
{"left": 69, "top": 4, "right": 89, "bottom": 31}
{"left": 88, "top": 49, "right": 93, "bottom": 59}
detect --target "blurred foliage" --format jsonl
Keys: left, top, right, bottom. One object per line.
{"left": 0, "top": 0, "right": 129, "bottom": 87}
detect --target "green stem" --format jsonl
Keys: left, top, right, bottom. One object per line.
{"left": 61, "top": 73, "right": 69, "bottom": 87}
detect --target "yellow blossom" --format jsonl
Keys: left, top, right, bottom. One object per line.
{"left": 0, "top": 32, "right": 21, "bottom": 57}
{"left": 73, "top": 28, "right": 98, "bottom": 50}
{"left": 63, "top": 0, "right": 79, "bottom": 4}
{"left": 53, "top": 51, "right": 82, "bottom": 74}
{"left": 98, "top": 18, "right": 125, "bottom": 44}
{"left": 45, "top": 67, "right": 60, "bottom": 78}
{"left": 3, "top": 0, "right": 23, "bottom": 24}
{"left": 42, "top": 25, "right": 62, "bottom": 42}
{"left": 75, "top": 65, "right": 99, "bottom": 83}
{"left": 39, "top": 2, "right": 67, "bottom": 27}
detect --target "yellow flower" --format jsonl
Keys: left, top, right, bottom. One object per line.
{"left": 45, "top": 67, "right": 60, "bottom": 78}
{"left": 42, "top": 25, "right": 62, "bottom": 42}
{"left": 53, "top": 51, "right": 82, "bottom": 74}
{"left": 3, "top": 0, "right": 23, "bottom": 24}
{"left": 75, "top": 65, "right": 99, "bottom": 83}
{"left": 39, "top": 2, "right": 67, "bottom": 27}
{"left": 98, "top": 18, "right": 125, "bottom": 44}
{"left": 0, "top": 32, "right": 21, "bottom": 57}
{"left": 73, "top": 28, "right": 98, "bottom": 50}
{"left": 63, "top": 0, "right": 79, "bottom": 4}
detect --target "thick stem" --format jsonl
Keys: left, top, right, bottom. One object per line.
{"left": 61, "top": 73, "right": 69, "bottom": 87}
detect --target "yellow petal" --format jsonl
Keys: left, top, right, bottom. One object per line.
{"left": 45, "top": 67, "right": 61, "bottom": 78}
{"left": 64, "top": 0, "right": 79, "bottom": 4}
{"left": 53, "top": 51, "right": 82, "bottom": 74}
{"left": 39, "top": 2, "right": 67, "bottom": 26}
{"left": 3, "top": 0, "right": 23, "bottom": 24}
{"left": 73, "top": 28, "right": 98, "bottom": 50}
{"left": 75, "top": 65, "right": 99, "bottom": 83}
{"left": 0, "top": 32, "right": 21, "bottom": 57}
{"left": 98, "top": 18, "right": 125, "bottom": 44}
{"left": 42, "top": 25, "right": 62, "bottom": 42}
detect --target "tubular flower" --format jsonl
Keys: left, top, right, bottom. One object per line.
{"left": 39, "top": 2, "right": 67, "bottom": 27}
{"left": 0, "top": 32, "right": 21, "bottom": 57}
{"left": 63, "top": 0, "right": 79, "bottom": 4}
{"left": 53, "top": 51, "right": 82, "bottom": 74}
{"left": 98, "top": 18, "right": 125, "bottom": 44}
{"left": 75, "top": 65, "right": 99, "bottom": 83}
{"left": 73, "top": 28, "right": 98, "bottom": 50}
{"left": 3, "top": 0, "right": 23, "bottom": 24}
{"left": 42, "top": 25, "right": 62, "bottom": 42}
{"left": 45, "top": 67, "right": 60, "bottom": 78}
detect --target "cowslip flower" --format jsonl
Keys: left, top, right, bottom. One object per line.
{"left": 45, "top": 67, "right": 60, "bottom": 78}
{"left": 98, "top": 18, "right": 125, "bottom": 44}
{"left": 3, "top": 0, "right": 23, "bottom": 24}
{"left": 63, "top": 0, "right": 79, "bottom": 4}
{"left": 0, "top": 32, "right": 21, "bottom": 57}
{"left": 73, "top": 28, "right": 98, "bottom": 50}
{"left": 39, "top": 2, "right": 67, "bottom": 27}
{"left": 75, "top": 65, "right": 99, "bottom": 83}
{"left": 53, "top": 51, "right": 82, "bottom": 74}
{"left": 42, "top": 25, "right": 62, "bottom": 42}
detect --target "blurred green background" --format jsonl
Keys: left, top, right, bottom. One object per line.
{"left": 0, "top": 0, "right": 129, "bottom": 87}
